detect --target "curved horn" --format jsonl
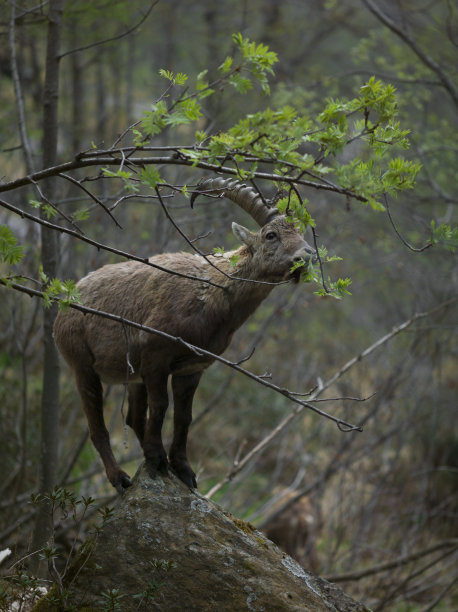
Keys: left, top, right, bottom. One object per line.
{"left": 190, "top": 177, "right": 279, "bottom": 227}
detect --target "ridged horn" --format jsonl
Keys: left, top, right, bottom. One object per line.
{"left": 190, "top": 177, "right": 279, "bottom": 227}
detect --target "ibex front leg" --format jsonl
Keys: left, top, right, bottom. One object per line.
{"left": 143, "top": 373, "right": 170, "bottom": 478}
{"left": 75, "top": 365, "right": 131, "bottom": 493}
{"left": 169, "top": 372, "right": 202, "bottom": 488}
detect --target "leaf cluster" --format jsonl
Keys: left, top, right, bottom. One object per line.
{"left": 0, "top": 225, "right": 23, "bottom": 265}
{"left": 135, "top": 33, "right": 278, "bottom": 146}
{"left": 39, "top": 266, "right": 80, "bottom": 309}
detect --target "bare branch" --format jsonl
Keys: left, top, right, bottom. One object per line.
{"left": 205, "top": 298, "right": 456, "bottom": 498}
{"left": 58, "top": 173, "right": 122, "bottom": 228}
{"left": 361, "top": 0, "right": 458, "bottom": 109}
{"left": 323, "top": 298, "right": 457, "bottom": 392}
{"left": 384, "top": 194, "right": 432, "bottom": 252}
{"left": 1, "top": 277, "right": 362, "bottom": 433}
{"left": 0, "top": 196, "right": 225, "bottom": 289}
{"left": 9, "top": 0, "right": 34, "bottom": 173}
{"left": 325, "top": 539, "right": 458, "bottom": 583}
{"left": 0, "top": 154, "right": 369, "bottom": 204}
{"left": 58, "top": 1, "right": 159, "bottom": 60}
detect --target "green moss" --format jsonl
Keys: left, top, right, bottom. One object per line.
{"left": 255, "top": 536, "right": 269, "bottom": 548}
{"left": 32, "top": 585, "right": 59, "bottom": 611}
{"left": 230, "top": 515, "right": 256, "bottom": 535}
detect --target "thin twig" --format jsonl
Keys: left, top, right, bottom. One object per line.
{"left": 0, "top": 196, "right": 226, "bottom": 289}
{"left": 361, "top": 0, "right": 458, "bottom": 109}
{"left": 9, "top": 0, "right": 34, "bottom": 173}
{"left": 325, "top": 539, "right": 458, "bottom": 583}
{"left": 59, "top": 172, "right": 122, "bottom": 228}
{"left": 29, "top": 177, "right": 84, "bottom": 233}
{"left": 204, "top": 298, "right": 456, "bottom": 498}
{"left": 58, "top": 1, "right": 159, "bottom": 59}
{"left": 0, "top": 154, "right": 369, "bottom": 204}
{"left": 1, "top": 278, "right": 362, "bottom": 432}
{"left": 384, "top": 194, "right": 432, "bottom": 252}
{"left": 155, "top": 186, "right": 287, "bottom": 287}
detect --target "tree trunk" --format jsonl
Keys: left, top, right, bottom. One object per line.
{"left": 35, "top": 466, "right": 370, "bottom": 611}
{"left": 30, "top": 0, "right": 64, "bottom": 574}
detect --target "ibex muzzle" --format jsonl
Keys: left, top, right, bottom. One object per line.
{"left": 54, "top": 178, "right": 316, "bottom": 492}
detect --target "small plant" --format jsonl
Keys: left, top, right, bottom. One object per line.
{"left": 0, "top": 569, "right": 47, "bottom": 612}
{"left": 100, "top": 588, "right": 125, "bottom": 612}
{"left": 132, "top": 559, "right": 176, "bottom": 610}
{"left": 0, "top": 488, "right": 116, "bottom": 610}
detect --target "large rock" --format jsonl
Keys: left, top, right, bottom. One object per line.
{"left": 36, "top": 465, "right": 368, "bottom": 611}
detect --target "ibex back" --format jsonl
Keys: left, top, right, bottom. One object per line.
{"left": 54, "top": 178, "right": 315, "bottom": 492}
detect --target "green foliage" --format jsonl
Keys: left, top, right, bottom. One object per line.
{"left": 135, "top": 34, "right": 278, "bottom": 144}
{"left": 159, "top": 68, "right": 188, "bottom": 86}
{"left": 102, "top": 168, "right": 138, "bottom": 193}
{"left": 132, "top": 559, "right": 176, "bottom": 607}
{"left": 93, "top": 34, "right": 448, "bottom": 277}
{"left": 430, "top": 221, "right": 458, "bottom": 252}
{"left": 177, "top": 71, "right": 421, "bottom": 222}
{"left": 276, "top": 192, "right": 314, "bottom": 234}
{"left": 229, "top": 254, "right": 239, "bottom": 268}
{"left": 100, "top": 34, "right": 447, "bottom": 300}
{"left": 72, "top": 207, "right": 90, "bottom": 222}
{"left": 139, "top": 165, "right": 162, "bottom": 189}
{"left": 0, "top": 570, "right": 44, "bottom": 612}
{"left": 99, "top": 588, "right": 125, "bottom": 612}
{"left": 0, "top": 489, "right": 113, "bottom": 611}
{"left": 291, "top": 251, "right": 352, "bottom": 300}
{"left": 0, "top": 225, "right": 23, "bottom": 265}
{"left": 30, "top": 199, "right": 57, "bottom": 220}
{"left": 39, "top": 266, "right": 80, "bottom": 310}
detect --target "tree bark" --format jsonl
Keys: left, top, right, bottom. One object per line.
{"left": 31, "top": 0, "right": 64, "bottom": 573}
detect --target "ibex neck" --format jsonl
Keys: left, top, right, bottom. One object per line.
{"left": 206, "top": 247, "right": 275, "bottom": 327}
{"left": 211, "top": 246, "right": 273, "bottom": 290}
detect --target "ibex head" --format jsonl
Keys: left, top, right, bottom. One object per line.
{"left": 191, "top": 177, "right": 316, "bottom": 283}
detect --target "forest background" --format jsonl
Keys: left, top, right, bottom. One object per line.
{"left": 0, "top": 1, "right": 457, "bottom": 610}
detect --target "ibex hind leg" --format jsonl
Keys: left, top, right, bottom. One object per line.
{"left": 169, "top": 372, "right": 202, "bottom": 489}
{"left": 75, "top": 365, "right": 131, "bottom": 493}
{"left": 126, "top": 383, "right": 147, "bottom": 443}
{"left": 142, "top": 373, "right": 170, "bottom": 479}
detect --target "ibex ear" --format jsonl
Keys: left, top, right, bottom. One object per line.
{"left": 232, "top": 222, "right": 255, "bottom": 247}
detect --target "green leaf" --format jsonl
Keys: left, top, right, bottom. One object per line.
{"left": 159, "top": 69, "right": 188, "bottom": 85}
{"left": 0, "top": 225, "right": 24, "bottom": 265}
{"left": 102, "top": 168, "right": 138, "bottom": 193}
{"left": 195, "top": 130, "right": 207, "bottom": 144}
{"left": 228, "top": 73, "right": 253, "bottom": 93}
{"left": 229, "top": 254, "right": 239, "bottom": 268}
{"left": 218, "top": 56, "right": 233, "bottom": 74}
{"left": 139, "top": 166, "right": 161, "bottom": 188}
{"left": 72, "top": 207, "right": 90, "bottom": 222}
{"left": 159, "top": 68, "right": 174, "bottom": 81}
{"left": 430, "top": 221, "right": 458, "bottom": 252}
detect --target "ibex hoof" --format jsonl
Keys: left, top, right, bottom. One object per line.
{"left": 113, "top": 471, "right": 132, "bottom": 494}
{"left": 145, "top": 456, "right": 169, "bottom": 480}
{"left": 170, "top": 461, "right": 197, "bottom": 489}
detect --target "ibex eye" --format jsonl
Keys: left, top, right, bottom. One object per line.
{"left": 266, "top": 231, "right": 277, "bottom": 240}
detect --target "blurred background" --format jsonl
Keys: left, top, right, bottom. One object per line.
{"left": 0, "top": 1, "right": 456, "bottom": 609}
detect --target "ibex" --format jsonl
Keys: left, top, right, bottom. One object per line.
{"left": 54, "top": 177, "right": 315, "bottom": 492}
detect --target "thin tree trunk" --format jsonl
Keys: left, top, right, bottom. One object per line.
{"left": 31, "top": 0, "right": 64, "bottom": 575}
